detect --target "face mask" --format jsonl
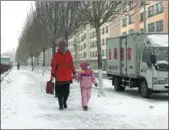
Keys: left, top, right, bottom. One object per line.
{"left": 64, "top": 46, "right": 68, "bottom": 51}
{"left": 87, "top": 66, "right": 90, "bottom": 69}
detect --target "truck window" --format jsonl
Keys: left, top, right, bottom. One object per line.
{"left": 142, "top": 47, "right": 152, "bottom": 67}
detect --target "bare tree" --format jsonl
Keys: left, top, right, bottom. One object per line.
{"left": 15, "top": 1, "right": 88, "bottom": 68}
{"left": 55, "top": 1, "right": 86, "bottom": 42}
{"left": 78, "top": 1, "right": 137, "bottom": 96}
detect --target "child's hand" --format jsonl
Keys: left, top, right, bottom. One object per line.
{"left": 94, "top": 83, "right": 98, "bottom": 87}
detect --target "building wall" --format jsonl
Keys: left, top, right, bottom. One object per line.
{"left": 164, "top": 1, "right": 168, "bottom": 32}
{"left": 121, "top": 1, "right": 168, "bottom": 34}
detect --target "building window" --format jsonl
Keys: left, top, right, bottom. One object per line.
{"left": 78, "top": 54, "right": 80, "bottom": 59}
{"left": 95, "top": 41, "right": 97, "bottom": 47}
{"left": 128, "top": 14, "right": 134, "bottom": 24}
{"left": 129, "top": 29, "right": 134, "bottom": 34}
{"left": 140, "top": 28, "right": 144, "bottom": 32}
{"left": 106, "top": 26, "right": 108, "bottom": 33}
{"left": 156, "top": 2, "right": 164, "bottom": 14}
{"left": 156, "top": 20, "right": 163, "bottom": 32}
{"left": 102, "top": 28, "right": 104, "bottom": 35}
{"left": 140, "top": 12, "right": 144, "bottom": 22}
{"left": 122, "top": 32, "right": 127, "bottom": 35}
{"left": 83, "top": 43, "right": 86, "bottom": 49}
{"left": 148, "top": 22, "right": 155, "bottom": 32}
{"left": 122, "top": 16, "right": 127, "bottom": 27}
{"left": 84, "top": 52, "right": 86, "bottom": 58}
{"left": 102, "top": 39, "right": 104, "bottom": 45}
{"left": 84, "top": 34, "right": 86, "bottom": 39}
{"left": 106, "top": 38, "right": 108, "bottom": 45}
{"left": 102, "top": 50, "right": 104, "bottom": 56}
{"left": 148, "top": 5, "right": 155, "bottom": 17}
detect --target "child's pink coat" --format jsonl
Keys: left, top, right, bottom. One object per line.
{"left": 76, "top": 63, "right": 97, "bottom": 107}
{"left": 77, "top": 69, "right": 96, "bottom": 88}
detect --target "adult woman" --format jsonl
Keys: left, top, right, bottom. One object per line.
{"left": 51, "top": 40, "right": 76, "bottom": 110}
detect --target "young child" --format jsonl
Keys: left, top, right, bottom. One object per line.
{"left": 76, "top": 62, "right": 98, "bottom": 111}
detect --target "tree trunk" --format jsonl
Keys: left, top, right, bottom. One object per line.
{"left": 52, "top": 45, "right": 56, "bottom": 57}
{"left": 37, "top": 54, "right": 39, "bottom": 74}
{"left": 31, "top": 55, "right": 34, "bottom": 71}
{"left": 43, "top": 49, "right": 45, "bottom": 67}
{"left": 95, "top": 23, "right": 105, "bottom": 96}
{"left": 34, "top": 55, "right": 37, "bottom": 73}
{"left": 42, "top": 49, "right": 46, "bottom": 76}
{"left": 65, "top": 31, "right": 68, "bottom": 42}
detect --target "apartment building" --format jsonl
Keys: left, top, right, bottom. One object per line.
{"left": 68, "top": 16, "right": 121, "bottom": 70}
{"left": 121, "top": 1, "right": 168, "bottom": 35}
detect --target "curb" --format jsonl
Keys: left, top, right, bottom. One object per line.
{"left": 0, "top": 69, "right": 12, "bottom": 83}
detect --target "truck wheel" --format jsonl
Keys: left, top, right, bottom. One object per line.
{"left": 114, "top": 78, "right": 125, "bottom": 91}
{"left": 140, "top": 80, "right": 151, "bottom": 98}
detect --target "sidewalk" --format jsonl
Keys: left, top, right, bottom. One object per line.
{"left": 1, "top": 68, "right": 168, "bottom": 129}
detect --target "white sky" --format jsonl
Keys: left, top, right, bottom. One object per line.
{"left": 1, "top": 1, "right": 34, "bottom": 54}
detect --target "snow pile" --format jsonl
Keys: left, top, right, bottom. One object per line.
{"left": 148, "top": 34, "right": 168, "bottom": 47}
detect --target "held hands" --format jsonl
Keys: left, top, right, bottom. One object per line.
{"left": 72, "top": 72, "right": 77, "bottom": 79}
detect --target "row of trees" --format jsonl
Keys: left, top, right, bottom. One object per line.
{"left": 15, "top": 1, "right": 137, "bottom": 96}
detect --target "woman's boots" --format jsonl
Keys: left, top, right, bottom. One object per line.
{"left": 58, "top": 95, "right": 68, "bottom": 110}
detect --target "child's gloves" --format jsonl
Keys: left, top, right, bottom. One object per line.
{"left": 94, "top": 83, "right": 98, "bottom": 87}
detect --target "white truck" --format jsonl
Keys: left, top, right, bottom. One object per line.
{"left": 106, "top": 33, "right": 168, "bottom": 98}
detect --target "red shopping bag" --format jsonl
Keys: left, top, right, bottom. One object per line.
{"left": 46, "top": 80, "right": 54, "bottom": 94}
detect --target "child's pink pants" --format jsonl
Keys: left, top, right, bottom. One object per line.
{"left": 81, "top": 87, "right": 91, "bottom": 107}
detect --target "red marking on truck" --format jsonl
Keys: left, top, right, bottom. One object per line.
{"left": 108, "top": 49, "right": 112, "bottom": 60}
{"left": 114, "top": 48, "right": 118, "bottom": 60}
{"left": 127, "top": 47, "right": 132, "bottom": 61}
{"left": 120, "top": 48, "right": 124, "bottom": 60}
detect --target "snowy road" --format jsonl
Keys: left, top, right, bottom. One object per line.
{"left": 1, "top": 68, "right": 168, "bottom": 129}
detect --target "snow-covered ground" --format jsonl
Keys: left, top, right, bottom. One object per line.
{"left": 1, "top": 68, "right": 168, "bottom": 129}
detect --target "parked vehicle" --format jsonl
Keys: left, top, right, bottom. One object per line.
{"left": 106, "top": 33, "right": 168, "bottom": 98}
{"left": 0, "top": 56, "right": 12, "bottom": 74}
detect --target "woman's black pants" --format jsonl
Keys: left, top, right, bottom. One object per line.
{"left": 55, "top": 83, "right": 70, "bottom": 107}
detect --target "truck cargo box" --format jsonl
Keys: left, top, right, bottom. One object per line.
{"left": 106, "top": 33, "right": 166, "bottom": 78}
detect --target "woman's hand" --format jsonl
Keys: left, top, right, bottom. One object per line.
{"left": 50, "top": 76, "right": 55, "bottom": 80}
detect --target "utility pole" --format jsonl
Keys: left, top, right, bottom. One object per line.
{"left": 143, "top": 0, "right": 149, "bottom": 32}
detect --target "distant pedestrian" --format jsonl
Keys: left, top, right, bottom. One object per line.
{"left": 50, "top": 40, "right": 76, "bottom": 110}
{"left": 17, "top": 62, "right": 20, "bottom": 70}
{"left": 76, "top": 62, "right": 98, "bottom": 111}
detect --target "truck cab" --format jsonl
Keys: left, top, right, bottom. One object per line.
{"left": 140, "top": 34, "right": 168, "bottom": 95}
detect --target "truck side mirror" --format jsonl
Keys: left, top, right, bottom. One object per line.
{"left": 151, "top": 55, "right": 156, "bottom": 64}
